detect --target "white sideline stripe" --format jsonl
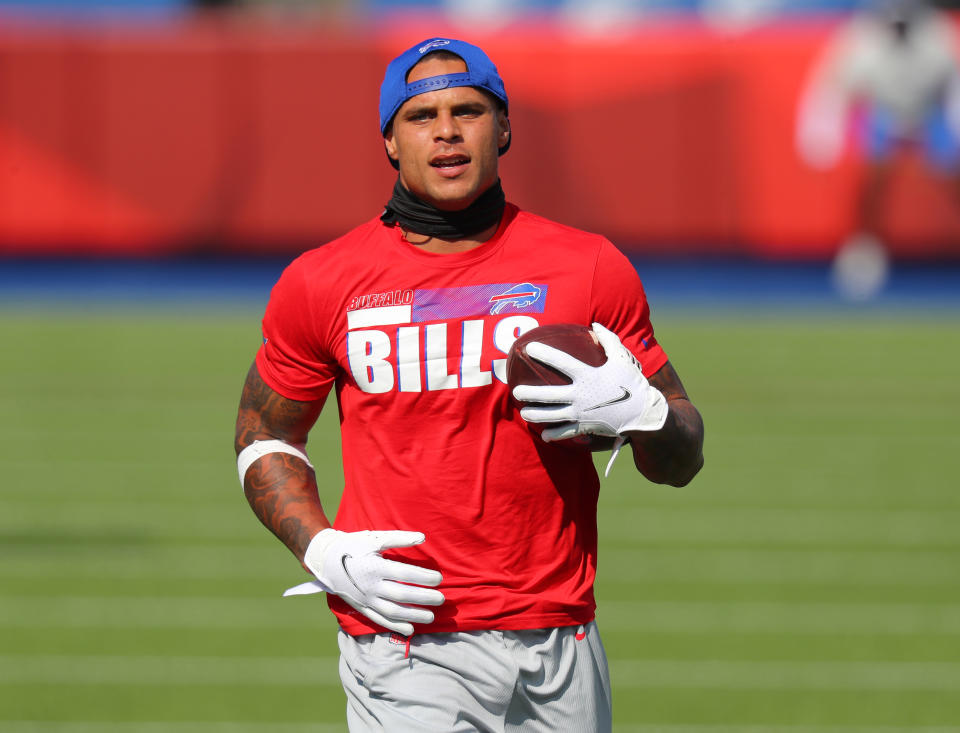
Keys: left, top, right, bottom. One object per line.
{"left": 3, "top": 597, "right": 960, "bottom": 634}
{"left": 3, "top": 655, "right": 960, "bottom": 691}
{"left": 345, "top": 304, "right": 411, "bottom": 329}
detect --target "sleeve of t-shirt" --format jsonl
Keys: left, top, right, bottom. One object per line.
{"left": 255, "top": 257, "right": 339, "bottom": 403}
{"left": 589, "top": 238, "right": 669, "bottom": 378}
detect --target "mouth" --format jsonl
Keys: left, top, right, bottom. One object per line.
{"left": 430, "top": 153, "right": 471, "bottom": 171}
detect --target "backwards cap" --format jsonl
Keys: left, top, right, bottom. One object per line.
{"left": 379, "top": 38, "right": 510, "bottom": 144}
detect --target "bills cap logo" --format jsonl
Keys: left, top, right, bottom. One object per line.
{"left": 488, "top": 283, "right": 543, "bottom": 315}
{"left": 419, "top": 39, "right": 452, "bottom": 54}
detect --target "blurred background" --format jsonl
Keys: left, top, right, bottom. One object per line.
{"left": 2, "top": 0, "right": 960, "bottom": 266}
{"left": 2, "top": 0, "right": 959, "bottom": 731}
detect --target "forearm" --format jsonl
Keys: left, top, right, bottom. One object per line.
{"left": 243, "top": 454, "right": 331, "bottom": 563}
{"left": 628, "top": 398, "right": 704, "bottom": 487}
{"left": 235, "top": 361, "right": 329, "bottom": 563}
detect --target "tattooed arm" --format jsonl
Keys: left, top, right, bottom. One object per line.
{"left": 234, "top": 361, "right": 328, "bottom": 564}
{"left": 627, "top": 361, "right": 704, "bottom": 487}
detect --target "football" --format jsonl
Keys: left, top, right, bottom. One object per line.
{"left": 506, "top": 323, "right": 617, "bottom": 451}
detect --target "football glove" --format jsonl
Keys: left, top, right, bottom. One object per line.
{"left": 512, "top": 322, "right": 668, "bottom": 471}
{"left": 287, "top": 528, "right": 444, "bottom": 637}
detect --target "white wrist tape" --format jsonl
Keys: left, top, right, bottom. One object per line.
{"left": 237, "top": 439, "right": 313, "bottom": 487}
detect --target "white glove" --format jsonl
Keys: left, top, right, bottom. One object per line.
{"left": 512, "top": 321, "right": 668, "bottom": 443}
{"left": 298, "top": 528, "right": 444, "bottom": 636}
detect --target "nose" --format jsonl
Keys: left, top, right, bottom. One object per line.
{"left": 432, "top": 110, "right": 462, "bottom": 143}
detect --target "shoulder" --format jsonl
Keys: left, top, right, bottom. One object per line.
{"left": 506, "top": 204, "right": 611, "bottom": 255}
{"left": 267, "top": 216, "right": 388, "bottom": 311}
{"left": 504, "top": 204, "right": 632, "bottom": 282}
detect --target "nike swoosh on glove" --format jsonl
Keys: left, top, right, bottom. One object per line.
{"left": 512, "top": 321, "right": 668, "bottom": 443}
{"left": 298, "top": 528, "right": 444, "bottom": 637}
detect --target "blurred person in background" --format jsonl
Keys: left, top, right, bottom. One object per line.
{"left": 796, "top": 0, "right": 960, "bottom": 299}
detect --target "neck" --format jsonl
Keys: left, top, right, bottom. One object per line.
{"left": 381, "top": 178, "right": 506, "bottom": 244}
{"left": 400, "top": 221, "right": 500, "bottom": 253}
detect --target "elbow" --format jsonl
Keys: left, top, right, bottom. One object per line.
{"left": 666, "top": 454, "right": 704, "bottom": 488}
{"left": 669, "top": 417, "right": 705, "bottom": 486}
{"left": 637, "top": 453, "right": 704, "bottom": 487}
{"left": 633, "top": 432, "right": 705, "bottom": 487}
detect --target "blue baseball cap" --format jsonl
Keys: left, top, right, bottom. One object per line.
{"left": 379, "top": 38, "right": 510, "bottom": 155}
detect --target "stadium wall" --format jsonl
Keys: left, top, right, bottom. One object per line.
{"left": 1, "top": 17, "right": 959, "bottom": 258}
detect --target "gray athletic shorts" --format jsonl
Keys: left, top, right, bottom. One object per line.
{"left": 337, "top": 621, "right": 612, "bottom": 732}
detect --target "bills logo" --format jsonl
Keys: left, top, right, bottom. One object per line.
{"left": 419, "top": 39, "right": 451, "bottom": 54}
{"left": 346, "top": 283, "right": 547, "bottom": 329}
{"left": 344, "top": 282, "right": 547, "bottom": 394}
{"left": 488, "top": 283, "right": 543, "bottom": 315}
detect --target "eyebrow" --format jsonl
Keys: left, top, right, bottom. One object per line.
{"left": 401, "top": 99, "right": 490, "bottom": 119}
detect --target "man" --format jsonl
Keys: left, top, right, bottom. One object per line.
{"left": 796, "top": 0, "right": 960, "bottom": 298}
{"left": 235, "top": 37, "right": 704, "bottom": 731}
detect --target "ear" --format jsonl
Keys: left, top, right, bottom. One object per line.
{"left": 498, "top": 112, "right": 511, "bottom": 149}
{"left": 384, "top": 127, "right": 399, "bottom": 162}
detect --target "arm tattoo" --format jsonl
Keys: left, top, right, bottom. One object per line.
{"left": 628, "top": 361, "right": 705, "bottom": 487}
{"left": 235, "top": 362, "right": 328, "bottom": 561}
{"left": 243, "top": 454, "right": 323, "bottom": 561}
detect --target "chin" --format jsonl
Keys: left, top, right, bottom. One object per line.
{"left": 433, "top": 196, "right": 477, "bottom": 212}
{"left": 426, "top": 185, "right": 481, "bottom": 211}
{"left": 435, "top": 175, "right": 498, "bottom": 208}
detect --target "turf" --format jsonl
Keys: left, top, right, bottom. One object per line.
{"left": 1, "top": 306, "right": 959, "bottom": 731}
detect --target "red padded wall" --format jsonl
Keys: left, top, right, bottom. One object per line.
{"left": 1, "top": 18, "right": 958, "bottom": 257}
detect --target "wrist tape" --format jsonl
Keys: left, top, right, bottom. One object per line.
{"left": 237, "top": 439, "right": 314, "bottom": 487}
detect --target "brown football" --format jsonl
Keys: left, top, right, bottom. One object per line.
{"left": 506, "top": 323, "right": 617, "bottom": 452}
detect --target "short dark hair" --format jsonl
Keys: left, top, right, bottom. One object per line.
{"left": 405, "top": 49, "right": 464, "bottom": 78}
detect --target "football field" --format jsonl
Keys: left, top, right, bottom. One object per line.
{"left": 2, "top": 299, "right": 959, "bottom": 731}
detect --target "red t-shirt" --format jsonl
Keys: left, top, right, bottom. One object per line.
{"left": 256, "top": 204, "right": 668, "bottom": 635}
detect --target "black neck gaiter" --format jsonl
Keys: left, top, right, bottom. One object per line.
{"left": 381, "top": 178, "right": 506, "bottom": 240}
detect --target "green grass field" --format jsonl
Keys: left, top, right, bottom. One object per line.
{"left": 2, "top": 305, "right": 959, "bottom": 732}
